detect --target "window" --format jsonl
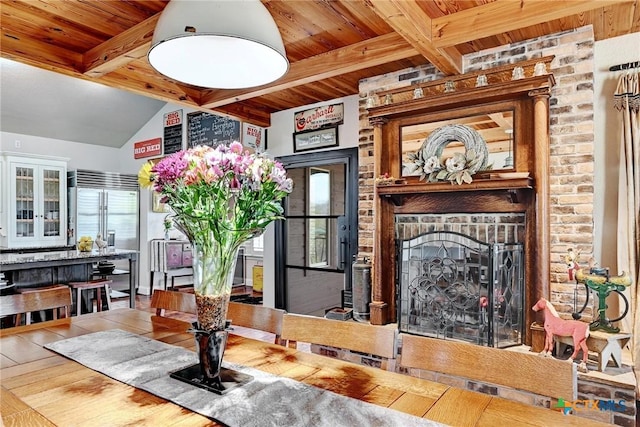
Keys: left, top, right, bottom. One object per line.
{"left": 308, "top": 168, "right": 330, "bottom": 266}
{"left": 252, "top": 234, "right": 264, "bottom": 251}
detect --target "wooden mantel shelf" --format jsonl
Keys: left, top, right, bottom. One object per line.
{"left": 376, "top": 176, "right": 533, "bottom": 205}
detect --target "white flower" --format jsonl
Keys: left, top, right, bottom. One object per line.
{"left": 445, "top": 152, "right": 467, "bottom": 173}
{"left": 423, "top": 156, "right": 442, "bottom": 174}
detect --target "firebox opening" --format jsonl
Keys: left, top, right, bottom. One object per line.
{"left": 396, "top": 215, "right": 525, "bottom": 348}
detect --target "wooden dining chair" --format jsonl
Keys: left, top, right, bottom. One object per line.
{"left": 0, "top": 285, "right": 72, "bottom": 327}
{"left": 149, "top": 289, "right": 197, "bottom": 330}
{"left": 226, "top": 301, "right": 286, "bottom": 344}
{"left": 280, "top": 313, "right": 397, "bottom": 359}
{"left": 399, "top": 333, "right": 577, "bottom": 400}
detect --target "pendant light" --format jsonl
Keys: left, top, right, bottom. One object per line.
{"left": 148, "top": 0, "right": 289, "bottom": 89}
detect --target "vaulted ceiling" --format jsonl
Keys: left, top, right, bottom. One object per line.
{"left": 1, "top": 0, "right": 638, "bottom": 131}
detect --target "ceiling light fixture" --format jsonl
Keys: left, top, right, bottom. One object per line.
{"left": 148, "top": 0, "right": 289, "bottom": 89}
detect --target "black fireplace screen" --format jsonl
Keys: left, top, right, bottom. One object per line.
{"left": 397, "top": 231, "right": 524, "bottom": 348}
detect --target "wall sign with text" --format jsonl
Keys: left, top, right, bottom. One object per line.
{"left": 294, "top": 103, "right": 344, "bottom": 132}
{"left": 134, "top": 138, "right": 162, "bottom": 159}
{"left": 242, "top": 123, "right": 267, "bottom": 152}
{"left": 187, "top": 112, "right": 241, "bottom": 148}
{"left": 293, "top": 126, "right": 339, "bottom": 152}
{"left": 163, "top": 110, "right": 183, "bottom": 155}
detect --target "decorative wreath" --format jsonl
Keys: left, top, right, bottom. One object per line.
{"left": 407, "top": 124, "right": 491, "bottom": 185}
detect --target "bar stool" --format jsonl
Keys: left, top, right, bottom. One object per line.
{"left": 68, "top": 279, "right": 112, "bottom": 316}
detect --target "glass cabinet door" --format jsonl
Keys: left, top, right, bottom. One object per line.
{"left": 14, "top": 165, "right": 36, "bottom": 239}
{"left": 4, "top": 156, "right": 66, "bottom": 248}
{"left": 41, "top": 167, "right": 62, "bottom": 238}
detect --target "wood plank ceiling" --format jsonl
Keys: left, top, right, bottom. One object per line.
{"left": 1, "top": 0, "right": 638, "bottom": 128}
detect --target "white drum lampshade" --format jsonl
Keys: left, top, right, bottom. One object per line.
{"left": 148, "top": 0, "right": 289, "bottom": 89}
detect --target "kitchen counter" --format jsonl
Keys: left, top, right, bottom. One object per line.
{"left": 0, "top": 245, "right": 75, "bottom": 254}
{"left": 0, "top": 248, "right": 136, "bottom": 266}
{"left": 0, "top": 248, "right": 138, "bottom": 309}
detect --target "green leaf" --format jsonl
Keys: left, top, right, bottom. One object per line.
{"left": 462, "top": 170, "right": 473, "bottom": 183}
{"left": 436, "top": 169, "right": 449, "bottom": 180}
{"left": 466, "top": 149, "right": 476, "bottom": 161}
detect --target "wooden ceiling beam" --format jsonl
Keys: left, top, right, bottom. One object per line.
{"left": 364, "top": 0, "right": 462, "bottom": 75}
{"left": 199, "top": 32, "right": 418, "bottom": 108}
{"left": 83, "top": 14, "right": 160, "bottom": 77}
{"left": 431, "top": 0, "right": 633, "bottom": 47}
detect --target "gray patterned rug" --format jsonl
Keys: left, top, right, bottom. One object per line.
{"left": 45, "top": 330, "right": 446, "bottom": 427}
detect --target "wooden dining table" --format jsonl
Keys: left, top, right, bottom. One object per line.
{"left": 1, "top": 308, "right": 613, "bottom": 427}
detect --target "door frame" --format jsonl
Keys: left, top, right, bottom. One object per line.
{"left": 274, "top": 147, "right": 359, "bottom": 311}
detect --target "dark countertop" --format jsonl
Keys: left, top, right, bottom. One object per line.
{"left": 0, "top": 248, "right": 138, "bottom": 268}
{"left": 0, "top": 245, "right": 75, "bottom": 254}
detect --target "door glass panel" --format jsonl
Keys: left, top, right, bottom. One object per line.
{"left": 286, "top": 218, "right": 341, "bottom": 269}
{"left": 42, "top": 168, "right": 61, "bottom": 237}
{"left": 285, "top": 168, "right": 306, "bottom": 216}
{"left": 284, "top": 164, "right": 345, "bottom": 270}
{"left": 309, "top": 168, "right": 330, "bottom": 267}
{"left": 15, "top": 166, "right": 35, "bottom": 238}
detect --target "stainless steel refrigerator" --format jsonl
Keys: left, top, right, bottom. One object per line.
{"left": 67, "top": 170, "right": 139, "bottom": 253}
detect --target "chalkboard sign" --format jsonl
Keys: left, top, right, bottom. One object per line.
{"left": 163, "top": 124, "right": 183, "bottom": 155}
{"left": 187, "top": 111, "right": 241, "bottom": 148}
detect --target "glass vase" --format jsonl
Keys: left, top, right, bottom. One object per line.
{"left": 191, "top": 240, "right": 239, "bottom": 331}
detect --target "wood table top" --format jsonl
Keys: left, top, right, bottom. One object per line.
{"left": 1, "top": 308, "right": 613, "bottom": 427}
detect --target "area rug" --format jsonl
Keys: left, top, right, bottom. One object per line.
{"left": 45, "top": 330, "right": 445, "bottom": 427}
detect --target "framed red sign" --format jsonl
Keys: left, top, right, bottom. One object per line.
{"left": 134, "top": 138, "right": 162, "bottom": 159}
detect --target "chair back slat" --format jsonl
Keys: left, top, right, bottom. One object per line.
{"left": 1, "top": 287, "right": 72, "bottom": 325}
{"left": 149, "top": 290, "right": 197, "bottom": 331}
{"left": 150, "top": 289, "right": 197, "bottom": 316}
{"left": 400, "top": 333, "right": 577, "bottom": 399}
{"left": 281, "top": 313, "right": 397, "bottom": 359}
{"left": 227, "top": 301, "right": 285, "bottom": 343}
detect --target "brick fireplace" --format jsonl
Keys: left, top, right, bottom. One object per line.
{"left": 357, "top": 26, "right": 598, "bottom": 338}
{"left": 363, "top": 61, "right": 553, "bottom": 347}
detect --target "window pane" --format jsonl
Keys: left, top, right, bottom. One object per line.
{"left": 308, "top": 168, "right": 330, "bottom": 266}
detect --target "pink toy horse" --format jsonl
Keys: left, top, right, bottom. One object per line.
{"left": 532, "top": 297, "right": 589, "bottom": 372}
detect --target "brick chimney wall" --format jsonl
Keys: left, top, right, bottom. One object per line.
{"left": 357, "top": 26, "right": 595, "bottom": 319}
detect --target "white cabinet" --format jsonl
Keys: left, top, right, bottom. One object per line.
{"left": 1, "top": 154, "right": 67, "bottom": 248}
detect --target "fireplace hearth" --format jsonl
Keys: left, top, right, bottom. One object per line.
{"left": 397, "top": 230, "right": 524, "bottom": 348}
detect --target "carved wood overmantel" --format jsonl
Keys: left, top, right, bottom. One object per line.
{"left": 366, "top": 60, "right": 555, "bottom": 346}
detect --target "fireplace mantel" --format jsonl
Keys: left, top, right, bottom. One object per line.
{"left": 377, "top": 176, "right": 534, "bottom": 206}
{"left": 367, "top": 61, "right": 555, "bottom": 347}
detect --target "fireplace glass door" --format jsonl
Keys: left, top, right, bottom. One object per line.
{"left": 397, "top": 231, "right": 524, "bottom": 348}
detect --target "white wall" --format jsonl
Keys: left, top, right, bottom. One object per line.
{"left": 0, "top": 131, "right": 124, "bottom": 171}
